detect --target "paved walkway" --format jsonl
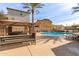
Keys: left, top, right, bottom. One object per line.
{"left": 0, "top": 38, "right": 79, "bottom": 56}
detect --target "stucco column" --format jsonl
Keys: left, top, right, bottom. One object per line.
{"left": 24, "top": 25, "right": 29, "bottom": 33}
{"left": 3, "top": 26, "right": 8, "bottom": 36}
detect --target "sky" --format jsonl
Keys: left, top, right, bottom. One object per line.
{"left": 0, "top": 3, "right": 79, "bottom": 26}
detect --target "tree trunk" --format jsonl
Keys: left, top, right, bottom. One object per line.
{"left": 32, "top": 9, "right": 34, "bottom": 24}
{"left": 31, "top": 9, "right": 36, "bottom": 39}
{"left": 31, "top": 9, "right": 35, "bottom": 33}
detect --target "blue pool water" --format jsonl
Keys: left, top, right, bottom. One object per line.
{"left": 41, "top": 32, "right": 73, "bottom": 36}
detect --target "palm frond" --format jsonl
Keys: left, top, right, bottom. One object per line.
{"left": 27, "top": 10, "right": 32, "bottom": 14}
{"left": 22, "top": 3, "right": 30, "bottom": 6}
{"left": 23, "top": 6, "right": 30, "bottom": 8}
{"left": 73, "top": 10, "right": 79, "bottom": 13}
{"left": 72, "top": 3, "right": 79, "bottom": 14}
{"left": 72, "top": 10, "right": 79, "bottom": 14}
{"left": 36, "top": 6, "right": 43, "bottom": 8}
{"left": 31, "top": 3, "right": 40, "bottom": 8}
{"left": 72, "top": 7, "right": 79, "bottom": 9}
{"left": 36, "top": 4, "right": 44, "bottom": 8}
{"left": 36, "top": 10, "right": 40, "bottom": 14}
{"left": 22, "top": 3, "right": 44, "bottom": 9}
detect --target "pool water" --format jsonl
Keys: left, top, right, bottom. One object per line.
{"left": 41, "top": 32, "right": 73, "bottom": 36}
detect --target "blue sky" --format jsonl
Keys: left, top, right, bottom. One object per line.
{"left": 0, "top": 3, "right": 79, "bottom": 26}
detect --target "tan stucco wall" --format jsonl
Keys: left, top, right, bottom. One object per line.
{"left": 0, "top": 25, "right": 7, "bottom": 36}
{"left": 12, "top": 26, "right": 25, "bottom": 32}
{"left": 6, "top": 8, "right": 30, "bottom": 22}
{"left": 35, "top": 21, "right": 53, "bottom": 32}
{"left": 6, "top": 15, "right": 29, "bottom": 22}
{"left": 12, "top": 26, "right": 29, "bottom": 33}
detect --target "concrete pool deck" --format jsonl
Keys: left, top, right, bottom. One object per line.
{"left": 0, "top": 33, "right": 79, "bottom": 56}
{"left": 0, "top": 36, "right": 79, "bottom": 56}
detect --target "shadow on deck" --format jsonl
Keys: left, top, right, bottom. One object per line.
{"left": 37, "top": 36, "right": 63, "bottom": 44}
{"left": 51, "top": 41, "right": 79, "bottom": 56}
{"left": 0, "top": 42, "right": 29, "bottom": 51}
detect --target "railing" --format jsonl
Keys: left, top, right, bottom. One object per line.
{"left": 0, "top": 34, "right": 36, "bottom": 46}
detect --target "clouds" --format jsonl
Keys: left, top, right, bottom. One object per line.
{"left": 51, "top": 3, "right": 79, "bottom": 25}
{"left": 57, "top": 12, "right": 79, "bottom": 26}
{"left": 57, "top": 19, "right": 79, "bottom": 26}
{"left": 56, "top": 3, "right": 79, "bottom": 26}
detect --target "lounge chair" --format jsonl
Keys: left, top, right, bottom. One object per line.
{"left": 65, "top": 35, "right": 79, "bottom": 41}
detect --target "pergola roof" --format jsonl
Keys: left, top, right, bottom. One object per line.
{"left": 0, "top": 20, "right": 29, "bottom": 26}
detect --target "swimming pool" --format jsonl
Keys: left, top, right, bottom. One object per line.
{"left": 41, "top": 32, "right": 73, "bottom": 36}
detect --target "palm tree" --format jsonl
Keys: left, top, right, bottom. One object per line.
{"left": 22, "top": 3, "right": 44, "bottom": 38}
{"left": 72, "top": 3, "right": 79, "bottom": 14}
